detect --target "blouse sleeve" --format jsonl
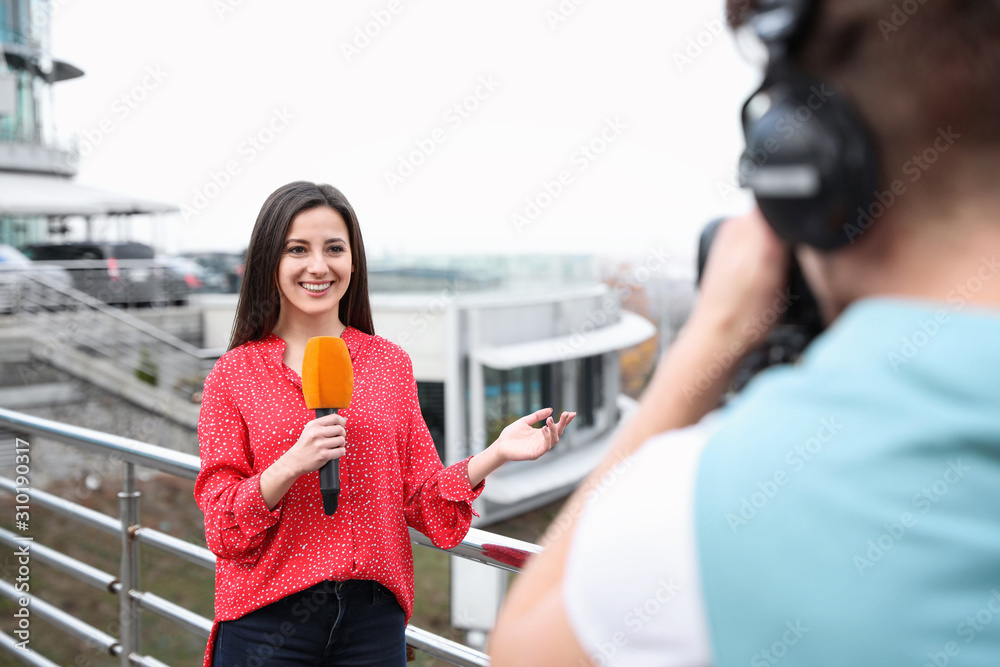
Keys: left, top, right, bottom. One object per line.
{"left": 194, "top": 363, "right": 282, "bottom": 563}
{"left": 398, "top": 358, "right": 484, "bottom": 549}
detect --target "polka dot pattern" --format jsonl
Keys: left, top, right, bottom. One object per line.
{"left": 193, "top": 326, "right": 483, "bottom": 666}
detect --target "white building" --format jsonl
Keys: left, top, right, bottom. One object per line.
{"left": 368, "top": 261, "right": 656, "bottom": 525}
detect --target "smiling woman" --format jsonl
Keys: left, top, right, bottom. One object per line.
{"left": 228, "top": 182, "right": 374, "bottom": 351}
{"left": 271, "top": 206, "right": 355, "bottom": 368}
{"left": 193, "top": 180, "right": 575, "bottom": 666}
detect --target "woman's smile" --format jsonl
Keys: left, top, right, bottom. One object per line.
{"left": 300, "top": 280, "right": 333, "bottom": 295}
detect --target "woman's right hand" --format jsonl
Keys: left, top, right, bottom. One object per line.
{"left": 261, "top": 413, "right": 347, "bottom": 510}
{"left": 280, "top": 413, "right": 348, "bottom": 478}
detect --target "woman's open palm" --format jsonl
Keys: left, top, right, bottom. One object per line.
{"left": 496, "top": 408, "right": 576, "bottom": 463}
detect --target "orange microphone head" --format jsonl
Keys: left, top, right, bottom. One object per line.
{"left": 302, "top": 336, "right": 353, "bottom": 410}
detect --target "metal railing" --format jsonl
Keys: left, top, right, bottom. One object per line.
{"left": 23, "top": 259, "right": 194, "bottom": 308}
{"left": 0, "top": 407, "right": 540, "bottom": 666}
{"left": 2, "top": 269, "right": 222, "bottom": 405}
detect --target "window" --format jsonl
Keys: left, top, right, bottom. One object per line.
{"left": 0, "top": 71, "right": 39, "bottom": 143}
{"left": 416, "top": 381, "right": 445, "bottom": 462}
{"left": 484, "top": 362, "right": 559, "bottom": 444}
{"left": 576, "top": 355, "right": 604, "bottom": 428}
{"left": 484, "top": 356, "right": 606, "bottom": 443}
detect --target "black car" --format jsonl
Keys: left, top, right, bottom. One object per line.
{"left": 180, "top": 251, "right": 244, "bottom": 293}
{"left": 24, "top": 242, "right": 191, "bottom": 307}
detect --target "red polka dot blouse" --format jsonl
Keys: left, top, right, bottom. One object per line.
{"left": 194, "top": 326, "right": 483, "bottom": 665}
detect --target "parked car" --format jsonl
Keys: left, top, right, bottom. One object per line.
{"left": 180, "top": 251, "right": 244, "bottom": 293}
{"left": 162, "top": 256, "right": 205, "bottom": 293}
{"left": 0, "top": 244, "right": 74, "bottom": 313}
{"left": 23, "top": 241, "right": 191, "bottom": 307}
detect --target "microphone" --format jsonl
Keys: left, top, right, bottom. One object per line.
{"left": 302, "top": 336, "right": 353, "bottom": 515}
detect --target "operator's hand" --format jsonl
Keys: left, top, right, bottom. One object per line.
{"left": 690, "top": 207, "right": 790, "bottom": 348}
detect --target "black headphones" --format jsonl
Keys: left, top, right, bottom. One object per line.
{"left": 739, "top": 0, "right": 879, "bottom": 249}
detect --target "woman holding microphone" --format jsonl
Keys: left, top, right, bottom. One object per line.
{"left": 195, "top": 181, "right": 574, "bottom": 666}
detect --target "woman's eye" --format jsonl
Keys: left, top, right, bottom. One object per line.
{"left": 287, "top": 246, "right": 306, "bottom": 254}
{"left": 328, "top": 245, "right": 346, "bottom": 253}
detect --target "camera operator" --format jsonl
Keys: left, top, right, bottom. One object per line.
{"left": 491, "top": 0, "right": 1000, "bottom": 665}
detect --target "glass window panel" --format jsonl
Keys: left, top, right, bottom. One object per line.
{"left": 485, "top": 363, "right": 558, "bottom": 443}
{"left": 575, "top": 355, "right": 605, "bottom": 428}
{"left": 416, "top": 381, "right": 446, "bottom": 462}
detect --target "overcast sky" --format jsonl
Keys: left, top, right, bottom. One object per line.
{"left": 50, "top": 0, "right": 759, "bottom": 260}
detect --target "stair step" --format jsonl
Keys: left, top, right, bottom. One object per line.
{"left": 0, "top": 382, "right": 86, "bottom": 410}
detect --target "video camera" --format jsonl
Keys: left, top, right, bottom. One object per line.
{"left": 696, "top": 218, "right": 824, "bottom": 394}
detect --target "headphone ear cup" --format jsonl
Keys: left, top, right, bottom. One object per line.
{"left": 741, "top": 68, "right": 879, "bottom": 249}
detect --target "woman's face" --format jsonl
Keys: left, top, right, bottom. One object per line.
{"left": 275, "top": 206, "right": 353, "bottom": 323}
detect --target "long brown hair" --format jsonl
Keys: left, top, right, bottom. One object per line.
{"left": 228, "top": 181, "right": 374, "bottom": 350}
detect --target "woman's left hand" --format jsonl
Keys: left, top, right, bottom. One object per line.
{"left": 495, "top": 408, "right": 577, "bottom": 463}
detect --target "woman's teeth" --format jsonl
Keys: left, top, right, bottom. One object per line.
{"left": 302, "top": 282, "right": 331, "bottom": 292}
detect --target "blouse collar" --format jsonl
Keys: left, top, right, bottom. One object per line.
{"left": 260, "top": 326, "right": 366, "bottom": 386}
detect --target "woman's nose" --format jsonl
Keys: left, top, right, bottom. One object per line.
{"left": 307, "top": 252, "right": 327, "bottom": 274}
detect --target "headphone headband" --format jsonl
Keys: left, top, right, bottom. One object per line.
{"left": 750, "top": 0, "right": 813, "bottom": 52}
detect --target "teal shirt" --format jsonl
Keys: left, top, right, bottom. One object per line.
{"left": 696, "top": 298, "right": 1000, "bottom": 666}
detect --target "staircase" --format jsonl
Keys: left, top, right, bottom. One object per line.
{"left": 0, "top": 271, "right": 222, "bottom": 430}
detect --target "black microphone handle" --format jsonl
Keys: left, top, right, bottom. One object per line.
{"left": 315, "top": 407, "right": 340, "bottom": 515}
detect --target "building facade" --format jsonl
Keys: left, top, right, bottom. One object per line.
{"left": 0, "top": 0, "right": 81, "bottom": 246}
{"left": 0, "top": 0, "right": 174, "bottom": 249}
{"left": 371, "top": 266, "right": 657, "bottom": 525}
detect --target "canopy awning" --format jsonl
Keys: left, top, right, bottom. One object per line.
{"left": 473, "top": 311, "right": 656, "bottom": 369}
{"left": 0, "top": 172, "right": 178, "bottom": 217}
{"left": 2, "top": 42, "right": 85, "bottom": 83}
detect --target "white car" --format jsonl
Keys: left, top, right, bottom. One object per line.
{"left": 0, "top": 244, "right": 74, "bottom": 313}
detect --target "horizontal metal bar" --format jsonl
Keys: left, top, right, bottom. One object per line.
{"left": 0, "top": 476, "right": 121, "bottom": 535}
{"left": 0, "top": 478, "right": 213, "bottom": 570}
{"left": 0, "top": 409, "right": 201, "bottom": 479}
{"left": 129, "top": 655, "right": 172, "bottom": 667}
{"left": 127, "top": 589, "right": 213, "bottom": 639}
{"left": 0, "top": 579, "right": 119, "bottom": 656}
{"left": 0, "top": 528, "right": 118, "bottom": 593}
{"left": 409, "top": 526, "right": 540, "bottom": 574}
{"left": 2, "top": 467, "right": 538, "bottom": 575}
{"left": 132, "top": 526, "right": 215, "bottom": 569}
{"left": 0, "top": 410, "right": 541, "bottom": 571}
{"left": 0, "top": 632, "right": 61, "bottom": 667}
{"left": 405, "top": 625, "right": 489, "bottom": 667}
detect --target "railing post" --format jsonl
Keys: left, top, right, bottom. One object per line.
{"left": 118, "top": 463, "right": 141, "bottom": 665}
{"left": 11, "top": 273, "right": 22, "bottom": 316}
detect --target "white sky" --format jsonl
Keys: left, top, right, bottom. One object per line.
{"left": 50, "top": 0, "right": 759, "bottom": 260}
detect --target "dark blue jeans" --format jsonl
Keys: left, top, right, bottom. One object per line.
{"left": 212, "top": 580, "right": 407, "bottom": 666}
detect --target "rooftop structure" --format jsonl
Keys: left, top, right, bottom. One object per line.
{"left": 0, "top": 0, "right": 175, "bottom": 248}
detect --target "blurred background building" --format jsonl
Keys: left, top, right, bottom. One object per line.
{"left": 0, "top": 0, "right": 174, "bottom": 249}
